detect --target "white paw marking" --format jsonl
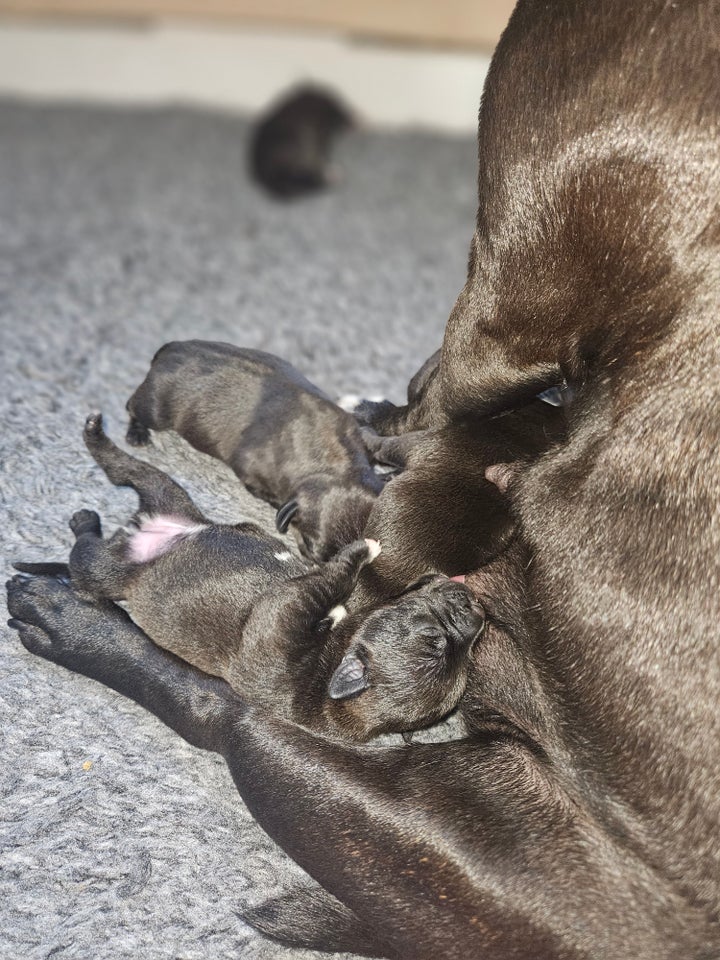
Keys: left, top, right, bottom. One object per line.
{"left": 327, "top": 604, "right": 348, "bottom": 627}
{"left": 364, "top": 538, "right": 382, "bottom": 561}
{"left": 274, "top": 551, "right": 293, "bottom": 562}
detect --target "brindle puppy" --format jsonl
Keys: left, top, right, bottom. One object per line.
{"left": 33, "top": 413, "right": 484, "bottom": 743}
{"left": 126, "top": 339, "right": 384, "bottom": 562}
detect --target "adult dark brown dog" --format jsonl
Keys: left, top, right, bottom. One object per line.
{"left": 7, "top": 1, "right": 720, "bottom": 957}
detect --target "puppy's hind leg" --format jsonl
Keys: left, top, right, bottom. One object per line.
{"left": 83, "top": 413, "right": 206, "bottom": 523}
{"left": 68, "top": 509, "right": 130, "bottom": 601}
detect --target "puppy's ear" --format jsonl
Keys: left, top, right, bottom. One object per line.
{"left": 275, "top": 500, "right": 299, "bottom": 534}
{"left": 328, "top": 653, "right": 370, "bottom": 700}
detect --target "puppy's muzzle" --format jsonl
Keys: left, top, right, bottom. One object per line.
{"left": 431, "top": 580, "right": 486, "bottom": 649}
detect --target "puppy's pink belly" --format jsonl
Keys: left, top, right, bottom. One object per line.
{"left": 128, "top": 515, "right": 207, "bottom": 563}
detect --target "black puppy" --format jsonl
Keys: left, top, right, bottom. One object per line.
{"left": 54, "top": 414, "right": 484, "bottom": 743}
{"left": 249, "top": 86, "right": 353, "bottom": 199}
{"left": 126, "top": 340, "right": 384, "bottom": 562}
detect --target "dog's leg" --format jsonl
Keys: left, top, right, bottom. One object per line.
{"left": 245, "top": 538, "right": 379, "bottom": 644}
{"left": 5, "top": 573, "right": 391, "bottom": 959}
{"left": 67, "top": 509, "right": 132, "bottom": 600}
{"left": 7, "top": 573, "right": 238, "bottom": 751}
{"left": 7, "top": 574, "right": 706, "bottom": 960}
{"left": 83, "top": 413, "right": 206, "bottom": 523}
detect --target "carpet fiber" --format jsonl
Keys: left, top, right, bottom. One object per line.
{"left": 0, "top": 99, "right": 477, "bottom": 958}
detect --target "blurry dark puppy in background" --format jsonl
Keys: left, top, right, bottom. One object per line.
{"left": 250, "top": 85, "right": 354, "bottom": 199}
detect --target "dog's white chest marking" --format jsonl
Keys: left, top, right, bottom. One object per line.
{"left": 128, "top": 515, "right": 207, "bottom": 563}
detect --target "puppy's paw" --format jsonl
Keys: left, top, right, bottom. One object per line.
{"left": 6, "top": 573, "right": 125, "bottom": 669}
{"left": 351, "top": 398, "right": 396, "bottom": 427}
{"left": 70, "top": 509, "right": 102, "bottom": 539}
{"left": 126, "top": 418, "right": 151, "bottom": 447}
{"left": 84, "top": 411, "right": 104, "bottom": 438}
{"left": 332, "top": 538, "right": 379, "bottom": 572}
{"left": 6, "top": 574, "right": 78, "bottom": 662}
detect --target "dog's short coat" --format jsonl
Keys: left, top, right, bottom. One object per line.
{"left": 8, "top": 1, "right": 720, "bottom": 957}
{"left": 126, "top": 340, "right": 384, "bottom": 562}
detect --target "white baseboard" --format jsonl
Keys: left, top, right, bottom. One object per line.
{"left": 0, "top": 18, "right": 489, "bottom": 131}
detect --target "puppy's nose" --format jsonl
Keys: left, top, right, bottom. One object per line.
{"left": 455, "top": 602, "right": 486, "bottom": 642}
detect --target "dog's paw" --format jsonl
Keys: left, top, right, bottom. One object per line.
{"left": 125, "top": 418, "right": 151, "bottom": 447}
{"left": 7, "top": 574, "right": 74, "bottom": 661}
{"left": 6, "top": 573, "right": 120, "bottom": 669}
{"left": 331, "top": 538, "right": 379, "bottom": 571}
{"left": 351, "top": 398, "right": 396, "bottom": 427}
{"left": 70, "top": 509, "right": 101, "bottom": 538}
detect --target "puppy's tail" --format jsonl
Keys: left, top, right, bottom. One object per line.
{"left": 13, "top": 561, "right": 70, "bottom": 578}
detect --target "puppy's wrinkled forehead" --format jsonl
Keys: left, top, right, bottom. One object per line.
{"left": 359, "top": 586, "right": 455, "bottom": 638}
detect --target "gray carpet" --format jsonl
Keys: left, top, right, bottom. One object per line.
{"left": 0, "top": 99, "right": 477, "bottom": 958}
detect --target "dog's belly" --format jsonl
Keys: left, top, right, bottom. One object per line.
{"left": 127, "top": 514, "right": 208, "bottom": 563}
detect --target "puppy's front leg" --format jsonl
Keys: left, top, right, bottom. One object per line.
{"left": 247, "top": 538, "right": 380, "bottom": 642}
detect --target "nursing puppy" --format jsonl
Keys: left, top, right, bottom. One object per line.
{"left": 57, "top": 414, "right": 483, "bottom": 742}
{"left": 353, "top": 399, "right": 565, "bottom": 604}
{"left": 126, "top": 340, "right": 384, "bottom": 562}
